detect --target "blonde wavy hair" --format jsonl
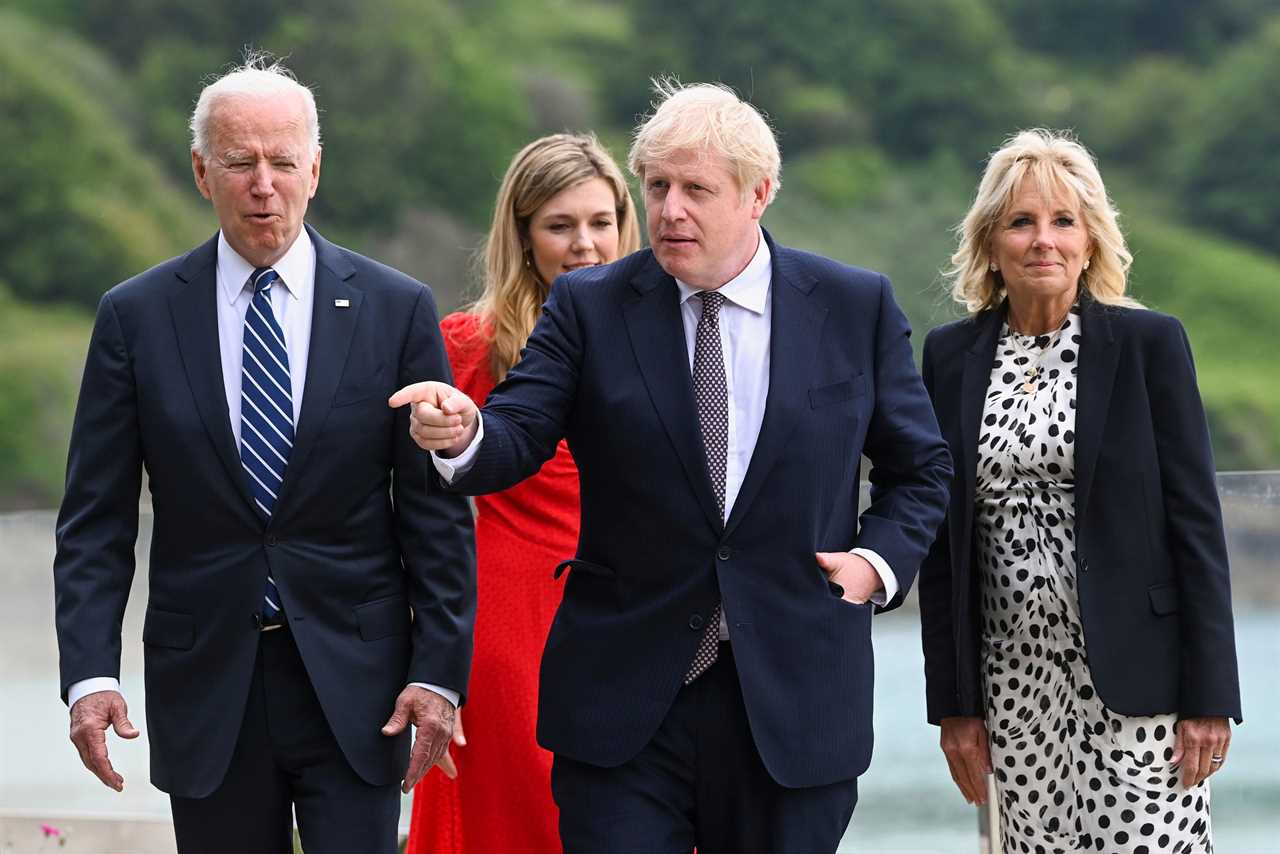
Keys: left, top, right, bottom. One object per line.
{"left": 947, "top": 128, "right": 1139, "bottom": 314}
{"left": 629, "top": 78, "right": 781, "bottom": 205}
{"left": 466, "top": 133, "right": 640, "bottom": 383}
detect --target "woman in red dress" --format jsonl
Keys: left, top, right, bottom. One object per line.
{"left": 406, "top": 133, "right": 640, "bottom": 853}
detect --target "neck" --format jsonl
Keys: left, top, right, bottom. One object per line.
{"left": 1007, "top": 288, "right": 1077, "bottom": 336}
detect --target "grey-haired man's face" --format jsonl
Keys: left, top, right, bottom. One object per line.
{"left": 192, "top": 92, "right": 320, "bottom": 268}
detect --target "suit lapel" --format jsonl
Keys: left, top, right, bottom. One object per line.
{"left": 956, "top": 306, "right": 1006, "bottom": 562}
{"left": 724, "top": 243, "right": 825, "bottom": 538}
{"left": 274, "top": 226, "right": 361, "bottom": 513}
{"left": 168, "top": 234, "right": 260, "bottom": 516}
{"left": 1073, "top": 297, "right": 1119, "bottom": 524}
{"left": 622, "top": 256, "right": 724, "bottom": 533}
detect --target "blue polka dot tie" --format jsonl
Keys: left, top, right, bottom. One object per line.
{"left": 685, "top": 291, "right": 728, "bottom": 684}
{"left": 239, "top": 267, "right": 291, "bottom": 622}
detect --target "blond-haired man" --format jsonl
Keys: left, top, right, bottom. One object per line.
{"left": 392, "top": 81, "right": 950, "bottom": 852}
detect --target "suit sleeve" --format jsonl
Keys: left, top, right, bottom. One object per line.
{"left": 394, "top": 288, "right": 477, "bottom": 701}
{"left": 856, "top": 277, "right": 953, "bottom": 612}
{"left": 53, "top": 293, "right": 142, "bottom": 703}
{"left": 449, "top": 276, "right": 582, "bottom": 494}
{"left": 1145, "top": 317, "right": 1241, "bottom": 721}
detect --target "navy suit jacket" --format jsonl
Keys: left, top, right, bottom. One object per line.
{"left": 54, "top": 225, "right": 476, "bottom": 798}
{"left": 448, "top": 231, "right": 951, "bottom": 787}
{"left": 918, "top": 296, "right": 1242, "bottom": 726}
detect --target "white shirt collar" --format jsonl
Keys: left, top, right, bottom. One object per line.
{"left": 217, "top": 228, "right": 314, "bottom": 305}
{"left": 675, "top": 227, "right": 771, "bottom": 315}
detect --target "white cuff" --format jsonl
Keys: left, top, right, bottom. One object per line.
{"left": 430, "top": 414, "right": 484, "bottom": 484}
{"left": 409, "top": 682, "right": 460, "bottom": 709}
{"left": 68, "top": 677, "right": 122, "bottom": 708}
{"left": 850, "top": 548, "right": 897, "bottom": 606}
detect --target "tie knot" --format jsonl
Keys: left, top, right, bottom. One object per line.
{"left": 251, "top": 267, "right": 279, "bottom": 294}
{"left": 700, "top": 291, "right": 725, "bottom": 317}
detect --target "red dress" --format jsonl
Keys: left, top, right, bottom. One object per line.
{"left": 406, "top": 312, "right": 577, "bottom": 854}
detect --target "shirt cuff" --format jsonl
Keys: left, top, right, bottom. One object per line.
{"left": 68, "top": 677, "right": 122, "bottom": 708}
{"left": 850, "top": 548, "right": 897, "bottom": 606}
{"left": 409, "top": 683, "right": 460, "bottom": 709}
{"left": 430, "top": 414, "right": 484, "bottom": 484}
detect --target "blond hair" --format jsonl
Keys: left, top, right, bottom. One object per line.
{"left": 947, "top": 128, "right": 1138, "bottom": 314}
{"left": 628, "top": 78, "right": 781, "bottom": 204}
{"left": 466, "top": 133, "right": 640, "bottom": 383}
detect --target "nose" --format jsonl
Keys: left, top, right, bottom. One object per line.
{"left": 661, "top": 188, "right": 687, "bottom": 223}
{"left": 249, "top": 162, "right": 275, "bottom": 197}
{"left": 570, "top": 225, "right": 593, "bottom": 253}
{"left": 1031, "top": 222, "right": 1055, "bottom": 250}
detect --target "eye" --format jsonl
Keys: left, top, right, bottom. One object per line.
{"left": 547, "top": 223, "right": 570, "bottom": 232}
{"left": 1009, "top": 216, "right": 1032, "bottom": 227}
{"left": 1054, "top": 216, "right": 1076, "bottom": 227}
{"left": 592, "top": 218, "right": 615, "bottom": 229}
{"left": 647, "top": 179, "right": 668, "bottom": 192}
{"left": 272, "top": 160, "right": 297, "bottom": 170}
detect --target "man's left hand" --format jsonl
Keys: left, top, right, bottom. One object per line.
{"left": 815, "top": 552, "right": 883, "bottom": 604}
{"left": 381, "top": 686, "right": 456, "bottom": 794}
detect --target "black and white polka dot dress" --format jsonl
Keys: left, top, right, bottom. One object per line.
{"left": 975, "top": 307, "right": 1213, "bottom": 853}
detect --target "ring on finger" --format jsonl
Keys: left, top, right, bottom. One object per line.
{"left": 1210, "top": 755, "right": 1224, "bottom": 764}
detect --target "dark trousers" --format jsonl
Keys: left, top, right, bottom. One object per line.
{"left": 170, "top": 627, "right": 400, "bottom": 854}
{"left": 551, "top": 645, "right": 859, "bottom": 854}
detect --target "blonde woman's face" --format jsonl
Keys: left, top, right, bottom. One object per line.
{"left": 990, "top": 178, "right": 1092, "bottom": 307}
{"left": 526, "top": 177, "right": 621, "bottom": 285}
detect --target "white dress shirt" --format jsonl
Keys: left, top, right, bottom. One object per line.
{"left": 69, "top": 230, "right": 458, "bottom": 710}
{"left": 434, "top": 229, "right": 897, "bottom": 641}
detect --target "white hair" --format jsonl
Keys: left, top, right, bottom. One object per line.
{"left": 190, "top": 53, "right": 321, "bottom": 158}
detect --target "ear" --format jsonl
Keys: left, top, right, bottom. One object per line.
{"left": 192, "top": 150, "right": 213, "bottom": 200}
{"left": 749, "top": 177, "right": 772, "bottom": 220}
{"left": 308, "top": 147, "right": 322, "bottom": 200}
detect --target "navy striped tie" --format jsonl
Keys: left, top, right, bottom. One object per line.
{"left": 240, "top": 267, "right": 291, "bottom": 621}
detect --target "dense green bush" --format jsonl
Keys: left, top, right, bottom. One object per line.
{"left": 0, "top": 12, "right": 211, "bottom": 308}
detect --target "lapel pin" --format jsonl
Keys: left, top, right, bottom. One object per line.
{"left": 334, "top": 299, "right": 350, "bottom": 308}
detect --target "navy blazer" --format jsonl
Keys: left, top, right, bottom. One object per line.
{"left": 918, "top": 296, "right": 1242, "bottom": 726}
{"left": 448, "top": 231, "right": 952, "bottom": 787}
{"left": 53, "top": 225, "right": 476, "bottom": 798}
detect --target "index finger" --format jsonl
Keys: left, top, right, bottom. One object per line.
{"left": 83, "top": 732, "right": 124, "bottom": 791}
{"left": 389, "top": 382, "right": 436, "bottom": 408}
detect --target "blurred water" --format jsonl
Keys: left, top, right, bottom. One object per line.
{"left": 2, "top": 508, "right": 1277, "bottom": 852}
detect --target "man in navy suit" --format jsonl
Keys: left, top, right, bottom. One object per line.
{"left": 53, "top": 57, "right": 474, "bottom": 854}
{"left": 391, "top": 81, "right": 950, "bottom": 853}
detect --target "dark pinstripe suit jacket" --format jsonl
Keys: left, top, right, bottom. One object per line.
{"left": 448, "top": 230, "right": 951, "bottom": 787}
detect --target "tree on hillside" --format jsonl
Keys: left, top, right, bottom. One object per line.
{"left": 0, "top": 11, "right": 209, "bottom": 307}
{"left": 1174, "top": 16, "right": 1280, "bottom": 255}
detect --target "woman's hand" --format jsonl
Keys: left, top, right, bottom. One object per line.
{"left": 1172, "top": 716, "right": 1231, "bottom": 788}
{"left": 940, "top": 716, "right": 992, "bottom": 805}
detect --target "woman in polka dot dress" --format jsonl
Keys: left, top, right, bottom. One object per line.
{"left": 919, "top": 129, "right": 1241, "bottom": 854}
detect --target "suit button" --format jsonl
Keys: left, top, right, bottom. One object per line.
{"left": 1079, "top": 557, "right": 1089, "bottom": 572}
{"left": 716, "top": 547, "right": 732, "bottom": 561}
{"left": 689, "top": 614, "right": 705, "bottom": 630}
{"left": 265, "top": 534, "right": 278, "bottom": 547}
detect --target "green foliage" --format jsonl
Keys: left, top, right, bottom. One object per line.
{"left": 0, "top": 11, "right": 211, "bottom": 307}
{"left": 1172, "top": 16, "right": 1280, "bottom": 255}
{"left": 788, "top": 146, "right": 890, "bottom": 210}
{"left": 267, "top": 0, "right": 533, "bottom": 231}
{"left": 0, "top": 283, "right": 91, "bottom": 510}
{"left": 1122, "top": 207, "right": 1280, "bottom": 470}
